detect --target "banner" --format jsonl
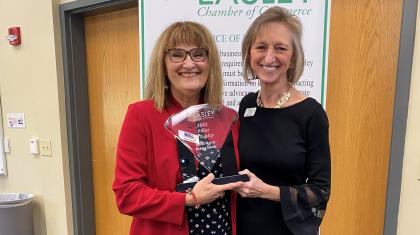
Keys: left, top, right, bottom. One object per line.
{"left": 140, "top": 0, "right": 330, "bottom": 110}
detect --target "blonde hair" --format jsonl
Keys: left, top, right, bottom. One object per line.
{"left": 145, "top": 21, "right": 223, "bottom": 111}
{"left": 242, "top": 6, "right": 304, "bottom": 84}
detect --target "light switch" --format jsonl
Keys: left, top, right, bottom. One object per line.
{"left": 39, "top": 139, "right": 52, "bottom": 156}
{"left": 29, "top": 138, "right": 39, "bottom": 155}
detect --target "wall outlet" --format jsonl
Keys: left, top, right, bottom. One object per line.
{"left": 39, "top": 139, "right": 52, "bottom": 156}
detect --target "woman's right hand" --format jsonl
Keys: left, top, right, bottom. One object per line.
{"left": 234, "top": 169, "right": 280, "bottom": 202}
{"left": 186, "top": 173, "right": 243, "bottom": 206}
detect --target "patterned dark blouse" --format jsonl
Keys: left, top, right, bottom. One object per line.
{"left": 186, "top": 156, "right": 232, "bottom": 235}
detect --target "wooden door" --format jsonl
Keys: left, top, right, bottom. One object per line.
{"left": 321, "top": 0, "right": 403, "bottom": 234}
{"left": 84, "top": 7, "right": 139, "bottom": 234}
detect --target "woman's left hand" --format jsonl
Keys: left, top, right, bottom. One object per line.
{"left": 234, "top": 169, "right": 280, "bottom": 201}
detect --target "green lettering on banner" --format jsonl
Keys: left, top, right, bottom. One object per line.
{"left": 199, "top": 0, "right": 213, "bottom": 5}
{"left": 215, "top": 0, "right": 239, "bottom": 4}
{"left": 278, "top": 0, "right": 293, "bottom": 3}
{"left": 242, "top": 0, "right": 257, "bottom": 4}
{"left": 263, "top": 0, "right": 275, "bottom": 3}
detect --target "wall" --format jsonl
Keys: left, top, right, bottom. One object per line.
{"left": 0, "top": 0, "right": 73, "bottom": 234}
{"left": 397, "top": 2, "right": 420, "bottom": 235}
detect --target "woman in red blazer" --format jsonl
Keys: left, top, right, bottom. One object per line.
{"left": 113, "top": 21, "right": 243, "bottom": 235}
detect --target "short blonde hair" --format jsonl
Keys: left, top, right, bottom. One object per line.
{"left": 242, "top": 6, "right": 304, "bottom": 84}
{"left": 145, "top": 21, "right": 223, "bottom": 111}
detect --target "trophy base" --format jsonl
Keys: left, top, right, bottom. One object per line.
{"left": 175, "top": 174, "right": 250, "bottom": 192}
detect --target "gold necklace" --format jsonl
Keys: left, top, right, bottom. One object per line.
{"left": 257, "top": 89, "right": 291, "bottom": 108}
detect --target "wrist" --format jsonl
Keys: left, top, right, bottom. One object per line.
{"left": 186, "top": 188, "right": 200, "bottom": 208}
{"left": 262, "top": 184, "right": 280, "bottom": 202}
{"left": 185, "top": 192, "right": 194, "bottom": 206}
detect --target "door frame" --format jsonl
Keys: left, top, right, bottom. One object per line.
{"left": 59, "top": 0, "right": 417, "bottom": 235}
{"left": 384, "top": 0, "right": 418, "bottom": 234}
{"left": 59, "top": 0, "right": 138, "bottom": 234}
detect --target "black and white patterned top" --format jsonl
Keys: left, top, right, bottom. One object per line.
{"left": 185, "top": 155, "right": 232, "bottom": 235}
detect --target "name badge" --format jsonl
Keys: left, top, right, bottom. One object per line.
{"left": 244, "top": 107, "right": 256, "bottom": 117}
{"left": 178, "top": 130, "right": 199, "bottom": 144}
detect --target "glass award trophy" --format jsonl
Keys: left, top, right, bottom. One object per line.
{"left": 164, "top": 104, "right": 249, "bottom": 192}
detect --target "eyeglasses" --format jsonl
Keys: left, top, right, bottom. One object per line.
{"left": 167, "top": 48, "right": 208, "bottom": 63}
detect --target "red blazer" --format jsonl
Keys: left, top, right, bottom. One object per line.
{"left": 112, "top": 100, "right": 240, "bottom": 235}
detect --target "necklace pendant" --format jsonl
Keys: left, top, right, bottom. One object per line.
{"left": 257, "top": 90, "right": 291, "bottom": 109}
{"left": 274, "top": 91, "right": 291, "bottom": 108}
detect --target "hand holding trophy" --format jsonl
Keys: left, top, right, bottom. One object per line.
{"left": 164, "top": 104, "right": 249, "bottom": 192}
